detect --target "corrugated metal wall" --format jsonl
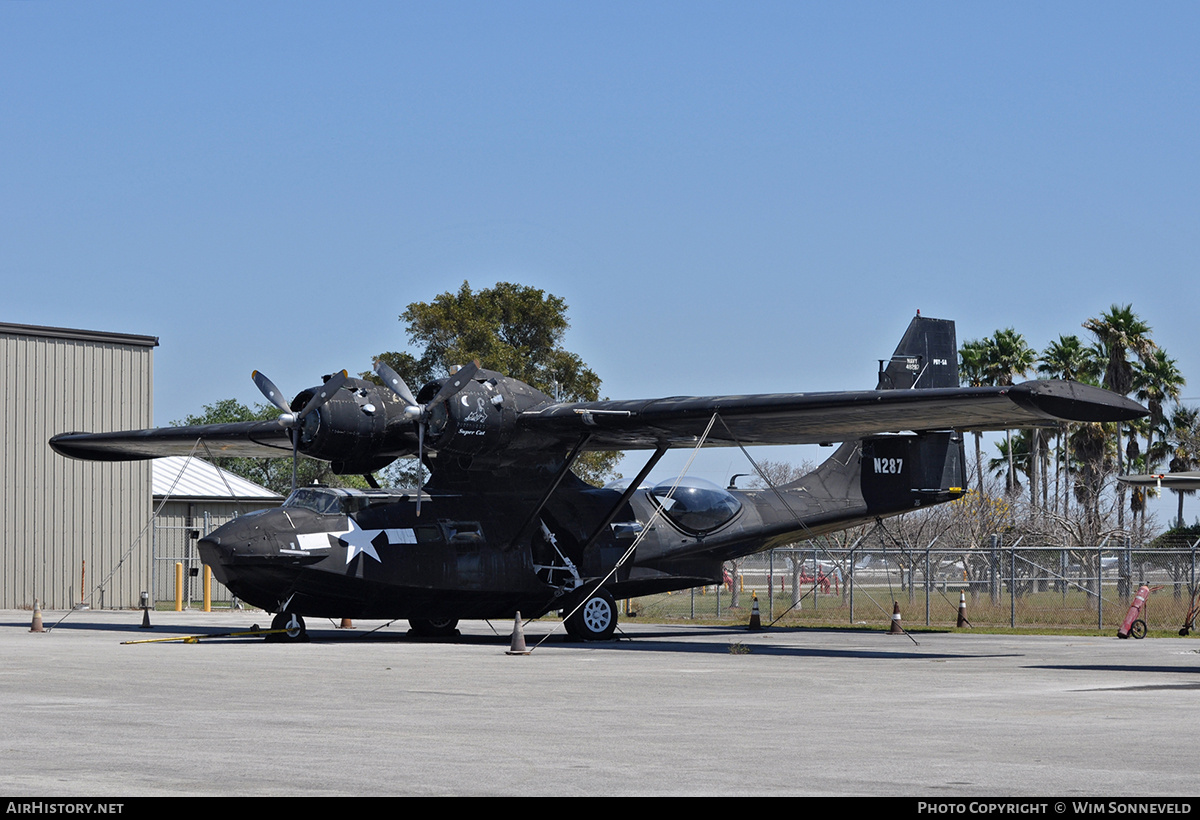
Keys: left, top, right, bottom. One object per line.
{"left": 1, "top": 324, "right": 157, "bottom": 610}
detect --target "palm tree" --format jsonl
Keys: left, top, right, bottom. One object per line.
{"left": 989, "top": 435, "right": 1026, "bottom": 494}
{"left": 1133, "top": 348, "right": 1185, "bottom": 475}
{"left": 1163, "top": 405, "right": 1200, "bottom": 527}
{"left": 1038, "top": 335, "right": 1102, "bottom": 517}
{"left": 1069, "top": 421, "right": 1115, "bottom": 543}
{"left": 1038, "top": 335, "right": 1103, "bottom": 383}
{"left": 1083, "top": 305, "right": 1156, "bottom": 530}
{"left": 984, "top": 328, "right": 1037, "bottom": 501}
{"left": 959, "top": 338, "right": 991, "bottom": 495}
{"left": 1083, "top": 304, "right": 1156, "bottom": 396}
{"left": 987, "top": 430, "right": 1050, "bottom": 502}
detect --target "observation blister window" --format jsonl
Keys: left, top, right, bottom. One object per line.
{"left": 649, "top": 477, "right": 742, "bottom": 534}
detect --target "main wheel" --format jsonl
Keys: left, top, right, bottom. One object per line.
{"left": 269, "top": 611, "right": 307, "bottom": 642}
{"left": 565, "top": 588, "right": 618, "bottom": 641}
{"left": 1130, "top": 619, "right": 1147, "bottom": 639}
{"left": 408, "top": 617, "right": 460, "bottom": 638}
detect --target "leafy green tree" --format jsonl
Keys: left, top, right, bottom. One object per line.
{"left": 172, "top": 400, "right": 369, "bottom": 495}
{"left": 374, "top": 281, "right": 620, "bottom": 485}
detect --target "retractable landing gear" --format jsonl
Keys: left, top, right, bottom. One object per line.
{"left": 268, "top": 611, "right": 308, "bottom": 642}
{"left": 564, "top": 588, "right": 618, "bottom": 641}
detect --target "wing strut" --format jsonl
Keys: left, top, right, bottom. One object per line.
{"left": 576, "top": 445, "right": 668, "bottom": 556}
{"left": 532, "top": 413, "right": 721, "bottom": 652}
{"left": 510, "top": 432, "right": 594, "bottom": 550}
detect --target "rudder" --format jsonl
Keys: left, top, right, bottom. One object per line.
{"left": 875, "top": 314, "right": 957, "bottom": 390}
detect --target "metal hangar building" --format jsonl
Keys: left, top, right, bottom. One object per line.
{"left": 1, "top": 321, "right": 158, "bottom": 610}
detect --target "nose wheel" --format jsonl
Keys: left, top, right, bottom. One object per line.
{"left": 269, "top": 611, "right": 308, "bottom": 642}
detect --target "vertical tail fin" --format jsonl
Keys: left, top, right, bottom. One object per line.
{"left": 875, "top": 314, "right": 958, "bottom": 390}
{"left": 788, "top": 314, "right": 965, "bottom": 511}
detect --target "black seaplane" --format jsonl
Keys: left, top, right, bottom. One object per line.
{"left": 51, "top": 315, "right": 1146, "bottom": 640}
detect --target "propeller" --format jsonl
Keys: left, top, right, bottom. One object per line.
{"left": 373, "top": 358, "right": 480, "bottom": 515}
{"left": 252, "top": 369, "right": 350, "bottom": 491}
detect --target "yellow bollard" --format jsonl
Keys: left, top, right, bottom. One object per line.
{"left": 175, "top": 562, "right": 183, "bottom": 612}
{"left": 203, "top": 566, "right": 212, "bottom": 613}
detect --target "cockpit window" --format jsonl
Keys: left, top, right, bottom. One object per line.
{"left": 649, "top": 477, "right": 742, "bottom": 534}
{"left": 282, "top": 487, "right": 403, "bottom": 515}
{"left": 283, "top": 488, "right": 343, "bottom": 515}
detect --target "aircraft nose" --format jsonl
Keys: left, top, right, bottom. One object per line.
{"left": 198, "top": 512, "right": 279, "bottom": 559}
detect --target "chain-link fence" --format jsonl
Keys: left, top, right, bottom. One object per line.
{"left": 151, "top": 512, "right": 238, "bottom": 609}
{"left": 626, "top": 541, "right": 1200, "bottom": 633}
{"left": 149, "top": 515, "right": 1200, "bottom": 632}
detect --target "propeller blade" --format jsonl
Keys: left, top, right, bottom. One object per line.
{"left": 252, "top": 371, "right": 292, "bottom": 414}
{"left": 415, "top": 422, "right": 425, "bottom": 517}
{"left": 430, "top": 361, "right": 480, "bottom": 406}
{"left": 251, "top": 368, "right": 348, "bottom": 494}
{"left": 297, "top": 370, "right": 349, "bottom": 419}
{"left": 291, "top": 428, "right": 299, "bottom": 492}
{"left": 373, "top": 359, "right": 419, "bottom": 407}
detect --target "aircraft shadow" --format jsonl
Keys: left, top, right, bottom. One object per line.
{"left": 310, "top": 623, "right": 1015, "bottom": 661}
{"left": 1031, "top": 663, "right": 1200, "bottom": 684}
{"left": 5, "top": 615, "right": 1013, "bottom": 661}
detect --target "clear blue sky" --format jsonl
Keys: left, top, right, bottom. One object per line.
{"left": 4, "top": 3, "right": 1198, "bottom": 520}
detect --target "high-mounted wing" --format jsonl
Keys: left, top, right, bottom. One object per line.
{"left": 50, "top": 369, "right": 413, "bottom": 474}
{"left": 50, "top": 420, "right": 293, "bottom": 461}
{"left": 48, "top": 316, "right": 1148, "bottom": 472}
{"left": 512, "top": 379, "right": 1148, "bottom": 451}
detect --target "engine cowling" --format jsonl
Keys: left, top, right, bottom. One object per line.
{"left": 293, "top": 378, "right": 416, "bottom": 474}
{"left": 293, "top": 371, "right": 551, "bottom": 473}
{"left": 418, "top": 372, "right": 534, "bottom": 457}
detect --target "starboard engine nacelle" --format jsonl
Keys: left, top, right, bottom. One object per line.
{"left": 415, "top": 372, "right": 534, "bottom": 458}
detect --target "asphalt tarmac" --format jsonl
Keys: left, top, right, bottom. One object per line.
{"left": 2, "top": 608, "right": 1199, "bottom": 797}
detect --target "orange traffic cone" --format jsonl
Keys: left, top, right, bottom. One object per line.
{"left": 889, "top": 601, "right": 903, "bottom": 634}
{"left": 30, "top": 599, "right": 43, "bottom": 633}
{"left": 748, "top": 592, "right": 762, "bottom": 631}
{"left": 506, "top": 611, "right": 530, "bottom": 655}
{"left": 956, "top": 591, "right": 969, "bottom": 628}
{"left": 338, "top": 618, "right": 354, "bottom": 629}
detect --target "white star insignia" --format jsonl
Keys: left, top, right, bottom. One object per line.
{"left": 331, "top": 519, "right": 384, "bottom": 564}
